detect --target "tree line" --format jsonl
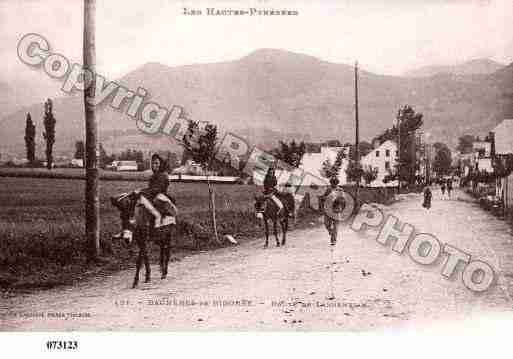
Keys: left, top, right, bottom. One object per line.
{"left": 22, "top": 100, "right": 455, "bottom": 185}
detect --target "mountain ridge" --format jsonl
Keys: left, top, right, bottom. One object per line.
{"left": 0, "top": 50, "right": 511, "bottom": 159}
{"left": 403, "top": 58, "right": 505, "bottom": 78}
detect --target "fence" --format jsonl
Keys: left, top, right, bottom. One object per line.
{"left": 500, "top": 173, "right": 513, "bottom": 216}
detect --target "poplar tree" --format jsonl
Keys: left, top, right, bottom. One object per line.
{"left": 24, "top": 113, "right": 36, "bottom": 165}
{"left": 43, "top": 99, "right": 56, "bottom": 170}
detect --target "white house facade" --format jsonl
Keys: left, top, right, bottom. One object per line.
{"left": 493, "top": 119, "right": 513, "bottom": 156}
{"left": 361, "top": 140, "right": 398, "bottom": 187}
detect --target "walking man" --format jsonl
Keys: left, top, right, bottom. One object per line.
{"left": 322, "top": 177, "right": 345, "bottom": 245}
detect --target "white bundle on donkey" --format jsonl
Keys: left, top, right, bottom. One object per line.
{"left": 111, "top": 191, "right": 178, "bottom": 288}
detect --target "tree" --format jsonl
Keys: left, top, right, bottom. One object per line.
{"left": 362, "top": 165, "right": 378, "bottom": 185}
{"left": 345, "top": 160, "right": 364, "bottom": 184}
{"left": 272, "top": 140, "right": 306, "bottom": 168}
{"left": 183, "top": 120, "right": 220, "bottom": 243}
{"left": 321, "top": 148, "right": 345, "bottom": 180}
{"left": 74, "top": 140, "right": 85, "bottom": 160}
{"left": 99, "top": 143, "right": 113, "bottom": 169}
{"left": 24, "top": 113, "right": 36, "bottom": 165}
{"left": 183, "top": 121, "right": 217, "bottom": 168}
{"left": 433, "top": 142, "right": 452, "bottom": 176}
{"left": 348, "top": 141, "right": 373, "bottom": 160}
{"left": 43, "top": 99, "right": 56, "bottom": 169}
{"left": 373, "top": 105, "right": 423, "bottom": 185}
{"left": 457, "top": 135, "right": 476, "bottom": 154}
{"left": 493, "top": 154, "right": 513, "bottom": 178}
{"left": 397, "top": 106, "right": 423, "bottom": 184}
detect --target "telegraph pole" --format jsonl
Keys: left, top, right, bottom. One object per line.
{"left": 396, "top": 107, "right": 402, "bottom": 193}
{"left": 354, "top": 61, "right": 360, "bottom": 202}
{"left": 84, "top": 0, "right": 100, "bottom": 260}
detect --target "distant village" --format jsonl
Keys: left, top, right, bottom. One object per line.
{"left": 4, "top": 104, "right": 513, "bottom": 202}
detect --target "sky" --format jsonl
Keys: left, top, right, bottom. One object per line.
{"left": 0, "top": 0, "right": 512, "bottom": 82}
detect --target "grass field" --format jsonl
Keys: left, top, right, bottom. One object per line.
{"left": 0, "top": 167, "right": 166, "bottom": 181}
{"left": 0, "top": 175, "right": 395, "bottom": 292}
{"left": 0, "top": 176, "right": 267, "bottom": 290}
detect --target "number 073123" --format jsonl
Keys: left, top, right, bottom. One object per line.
{"left": 45, "top": 340, "right": 78, "bottom": 350}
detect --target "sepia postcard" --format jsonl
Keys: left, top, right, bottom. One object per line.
{"left": 1, "top": 0, "right": 513, "bottom": 356}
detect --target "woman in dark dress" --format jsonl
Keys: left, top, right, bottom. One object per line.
{"left": 140, "top": 154, "right": 170, "bottom": 202}
{"left": 263, "top": 166, "right": 278, "bottom": 195}
{"left": 423, "top": 183, "right": 432, "bottom": 210}
{"left": 139, "top": 154, "right": 175, "bottom": 278}
{"left": 263, "top": 166, "right": 284, "bottom": 215}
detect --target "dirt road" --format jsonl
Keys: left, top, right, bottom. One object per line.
{"left": 2, "top": 189, "right": 513, "bottom": 330}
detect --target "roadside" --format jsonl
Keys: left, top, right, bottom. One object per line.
{"left": 0, "top": 176, "right": 394, "bottom": 292}
{"left": 2, "top": 189, "right": 512, "bottom": 331}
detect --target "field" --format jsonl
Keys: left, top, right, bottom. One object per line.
{"left": 0, "top": 176, "right": 267, "bottom": 291}
{"left": 0, "top": 175, "right": 395, "bottom": 292}
{"left": 1, "top": 167, "right": 169, "bottom": 181}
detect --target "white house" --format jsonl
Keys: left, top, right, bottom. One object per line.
{"left": 171, "top": 159, "right": 217, "bottom": 176}
{"left": 493, "top": 119, "right": 513, "bottom": 156}
{"left": 299, "top": 145, "right": 350, "bottom": 184}
{"left": 361, "top": 140, "right": 398, "bottom": 187}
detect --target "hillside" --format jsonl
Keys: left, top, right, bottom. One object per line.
{"left": 0, "top": 49, "right": 510, "bottom": 159}
{"left": 403, "top": 59, "right": 505, "bottom": 78}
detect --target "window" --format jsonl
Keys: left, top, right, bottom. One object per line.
{"left": 385, "top": 161, "right": 390, "bottom": 170}
{"left": 385, "top": 149, "right": 390, "bottom": 157}
{"left": 376, "top": 151, "right": 380, "bottom": 157}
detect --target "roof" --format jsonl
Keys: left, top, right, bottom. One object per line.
{"left": 362, "top": 140, "right": 397, "bottom": 159}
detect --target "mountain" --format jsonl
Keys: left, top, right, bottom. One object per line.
{"left": 403, "top": 59, "right": 505, "bottom": 77}
{"left": 0, "top": 49, "right": 511, "bottom": 159}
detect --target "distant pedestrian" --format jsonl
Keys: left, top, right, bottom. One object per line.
{"left": 447, "top": 179, "right": 453, "bottom": 199}
{"left": 423, "top": 184, "right": 432, "bottom": 210}
{"left": 440, "top": 181, "right": 446, "bottom": 200}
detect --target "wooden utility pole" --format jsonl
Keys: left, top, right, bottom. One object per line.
{"left": 412, "top": 130, "right": 418, "bottom": 183}
{"left": 84, "top": 0, "right": 100, "bottom": 260}
{"left": 397, "top": 107, "right": 402, "bottom": 193}
{"left": 354, "top": 61, "right": 360, "bottom": 202}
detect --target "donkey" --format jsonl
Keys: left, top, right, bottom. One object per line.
{"left": 110, "top": 192, "right": 176, "bottom": 288}
{"left": 254, "top": 192, "right": 295, "bottom": 247}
